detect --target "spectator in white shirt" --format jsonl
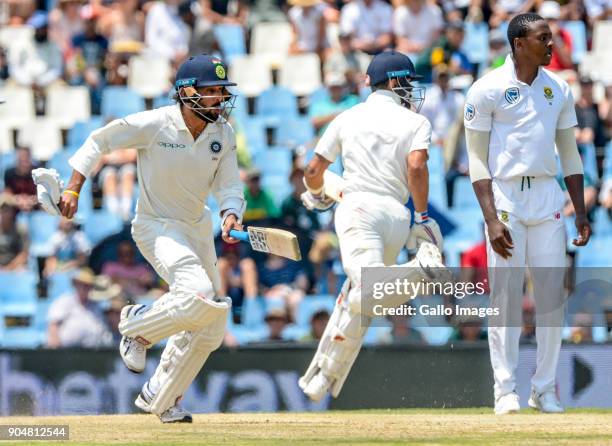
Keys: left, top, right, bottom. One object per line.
{"left": 43, "top": 217, "right": 91, "bottom": 278}
{"left": 339, "top": 0, "right": 393, "bottom": 55}
{"left": 393, "top": 0, "right": 444, "bottom": 55}
{"left": 288, "top": 0, "right": 330, "bottom": 61}
{"left": 145, "top": 0, "right": 189, "bottom": 63}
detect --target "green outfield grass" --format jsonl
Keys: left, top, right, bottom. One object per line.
{"left": 1, "top": 409, "right": 611, "bottom": 445}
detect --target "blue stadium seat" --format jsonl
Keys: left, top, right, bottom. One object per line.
{"left": 67, "top": 117, "right": 104, "bottom": 149}
{"left": 428, "top": 146, "right": 445, "bottom": 178}
{"left": 276, "top": 117, "right": 316, "bottom": 147}
{"left": 27, "top": 211, "right": 60, "bottom": 257}
{"left": 576, "top": 236, "right": 612, "bottom": 267}
{"left": 429, "top": 176, "right": 447, "bottom": 210}
{"left": 253, "top": 147, "right": 292, "bottom": 177}
{"left": 231, "top": 93, "right": 249, "bottom": 123}
{"left": 0, "top": 271, "right": 38, "bottom": 316}
{"left": 153, "top": 93, "right": 174, "bottom": 109}
{"left": 461, "top": 22, "right": 489, "bottom": 64}
{"left": 281, "top": 323, "right": 308, "bottom": 341}
{"left": 48, "top": 269, "right": 78, "bottom": 301}
{"left": 563, "top": 20, "right": 587, "bottom": 64}
{"left": 296, "top": 294, "right": 335, "bottom": 328}
{"left": 241, "top": 116, "right": 267, "bottom": 154}
{"left": 214, "top": 24, "right": 246, "bottom": 64}
{"left": 261, "top": 174, "right": 293, "bottom": 207}
{"left": 83, "top": 210, "right": 124, "bottom": 245}
{"left": 0, "top": 326, "right": 43, "bottom": 349}
{"left": 580, "top": 143, "right": 598, "bottom": 181}
{"left": 594, "top": 207, "right": 612, "bottom": 237}
{"left": 48, "top": 147, "right": 79, "bottom": 183}
{"left": 101, "top": 87, "right": 146, "bottom": 120}
{"left": 255, "top": 87, "right": 298, "bottom": 125}
{"left": 452, "top": 176, "right": 479, "bottom": 209}
{"left": 240, "top": 297, "right": 266, "bottom": 329}
{"left": 74, "top": 180, "right": 94, "bottom": 221}
{"left": 308, "top": 87, "right": 329, "bottom": 108}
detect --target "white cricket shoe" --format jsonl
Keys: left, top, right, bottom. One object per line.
{"left": 119, "top": 304, "right": 148, "bottom": 373}
{"left": 135, "top": 383, "right": 193, "bottom": 423}
{"left": 494, "top": 392, "right": 521, "bottom": 415}
{"left": 528, "top": 390, "right": 564, "bottom": 413}
{"left": 415, "top": 242, "right": 453, "bottom": 283}
{"left": 300, "top": 371, "right": 331, "bottom": 402}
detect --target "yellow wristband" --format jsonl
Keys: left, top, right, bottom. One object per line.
{"left": 63, "top": 190, "right": 80, "bottom": 198}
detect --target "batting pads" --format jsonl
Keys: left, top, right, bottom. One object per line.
{"left": 118, "top": 293, "right": 231, "bottom": 346}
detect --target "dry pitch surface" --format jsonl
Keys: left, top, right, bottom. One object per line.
{"left": 1, "top": 409, "right": 611, "bottom": 445}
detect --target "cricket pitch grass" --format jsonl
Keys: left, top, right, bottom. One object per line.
{"left": 2, "top": 409, "right": 611, "bottom": 445}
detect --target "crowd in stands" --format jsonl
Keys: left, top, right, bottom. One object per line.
{"left": 0, "top": 0, "right": 610, "bottom": 349}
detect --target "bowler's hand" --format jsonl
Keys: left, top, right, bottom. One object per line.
{"left": 222, "top": 214, "right": 243, "bottom": 244}
{"left": 573, "top": 214, "right": 591, "bottom": 246}
{"left": 58, "top": 191, "right": 79, "bottom": 219}
{"left": 488, "top": 219, "right": 513, "bottom": 259}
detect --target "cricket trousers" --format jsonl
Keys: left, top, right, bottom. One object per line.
{"left": 487, "top": 176, "right": 567, "bottom": 400}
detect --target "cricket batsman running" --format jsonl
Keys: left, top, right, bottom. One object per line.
{"left": 298, "top": 51, "right": 450, "bottom": 401}
{"left": 464, "top": 14, "right": 591, "bottom": 414}
{"left": 58, "top": 54, "right": 245, "bottom": 422}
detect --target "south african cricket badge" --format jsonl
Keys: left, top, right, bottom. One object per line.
{"left": 543, "top": 86, "right": 554, "bottom": 103}
{"left": 500, "top": 211, "right": 509, "bottom": 223}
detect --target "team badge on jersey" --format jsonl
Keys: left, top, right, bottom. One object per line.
{"left": 543, "top": 86, "right": 554, "bottom": 101}
{"left": 504, "top": 87, "right": 520, "bottom": 104}
{"left": 465, "top": 103, "right": 475, "bottom": 121}
{"left": 500, "top": 210, "right": 509, "bottom": 223}
{"left": 210, "top": 140, "right": 222, "bottom": 153}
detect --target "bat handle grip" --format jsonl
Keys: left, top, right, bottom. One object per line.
{"left": 229, "top": 229, "right": 250, "bottom": 242}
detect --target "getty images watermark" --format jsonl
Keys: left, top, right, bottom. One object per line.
{"left": 360, "top": 266, "right": 612, "bottom": 328}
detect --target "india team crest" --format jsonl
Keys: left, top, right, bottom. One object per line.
{"left": 465, "top": 103, "right": 475, "bottom": 121}
{"left": 215, "top": 64, "right": 226, "bottom": 79}
{"left": 543, "top": 86, "right": 554, "bottom": 101}
{"left": 504, "top": 87, "right": 520, "bottom": 104}
{"left": 210, "top": 140, "right": 222, "bottom": 153}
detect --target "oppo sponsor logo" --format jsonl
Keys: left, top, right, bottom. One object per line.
{"left": 158, "top": 142, "right": 187, "bottom": 149}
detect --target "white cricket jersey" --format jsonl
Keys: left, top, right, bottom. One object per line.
{"left": 69, "top": 105, "right": 243, "bottom": 223}
{"left": 464, "top": 55, "right": 577, "bottom": 180}
{"left": 315, "top": 89, "right": 431, "bottom": 205}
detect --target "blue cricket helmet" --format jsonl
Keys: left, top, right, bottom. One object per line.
{"left": 366, "top": 50, "right": 422, "bottom": 85}
{"left": 175, "top": 54, "right": 236, "bottom": 89}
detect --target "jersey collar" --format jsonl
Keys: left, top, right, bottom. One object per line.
{"left": 171, "top": 103, "right": 220, "bottom": 135}
{"left": 366, "top": 89, "right": 402, "bottom": 106}
{"left": 504, "top": 54, "right": 544, "bottom": 86}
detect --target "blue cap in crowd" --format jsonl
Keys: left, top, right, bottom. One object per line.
{"left": 175, "top": 54, "right": 236, "bottom": 89}
{"left": 366, "top": 50, "right": 422, "bottom": 86}
{"left": 27, "top": 11, "right": 49, "bottom": 30}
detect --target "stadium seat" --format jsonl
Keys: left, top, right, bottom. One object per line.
{"left": 308, "top": 87, "right": 329, "bottom": 109}
{"left": 563, "top": 21, "right": 587, "bottom": 64}
{"left": 0, "top": 325, "right": 43, "bottom": 349}
{"left": 27, "top": 211, "right": 60, "bottom": 257}
{"left": 231, "top": 92, "right": 249, "bottom": 123}
{"left": 296, "top": 295, "right": 335, "bottom": 328}
{"left": 276, "top": 117, "right": 316, "bottom": 146}
{"left": 213, "top": 24, "right": 246, "bottom": 63}
{"left": 580, "top": 143, "right": 598, "bottom": 181}
{"left": 591, "top": 20, "right": 612, "bottom": 56}
{"left": 153, "top": 93, "right": 174, "bottom": 109}
{"left": 101, "top": 86, "right": 146, "bottom": 120}
{"left": 461, "top": 22, "right": 489, "bottom": 65}
{"left": 253, "top": 147, "right": 292, "bottom": 177}
{"left": 46, "top": 85, "right": 91, "bottom": 128}
{"left": 240, "top": 297, "right": 266, "bottom": 329}
{"left": 67, "top": 117, "right": 104, "bottom": 149}
{"left": 452, "top": 176, "right": 479, "bottom": 209}
{"left": 0, "top": 86, "right": 35, "bottom": 129}
{"left": 128, "top": 55, "right": 172, "bottom": 99}
{"left": 241, "top": 116, "right": 267, "bottom": 154}
{"left": 0, "top": 271, "right": 38, "bottom": 317}
{"left": 593, "top": 207, "right": 612, "bottom": 237}
{"left": 427, "top": 146, "right": 445, "bottom": 178}
{"left": 576, "top": 236, "right": 612, "bottom": 267}
{"left": 0, "top": 122, "right": 13, "bottom": 154}
{"left": 279, "top": 53, "right": 323, "bottom": 96}
{"left": 48, "top": 269, "right": 78, "bottom": 301}
{"left": 48, "top": 147, "right": 79, "bottom": 183}
{"left": 83, "top": 210, "right": 124, "bottom": 246}
{"left": 17, "top": 118, "right": 63, "bottom": 161}
{"left": 261, "top": 174, "right": 293, "bottom": 207}
{"left": 229, "top": 55, "right": 273, "bottom": 97}
{"left": 250, "top": 22, "right": 292, "bottom": 61}
{"left": 255, "top": 87, "right": 298, "bottom": 124}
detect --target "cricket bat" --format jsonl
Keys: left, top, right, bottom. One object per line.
{"left": 323, "top": 170, "right": 346, "bottom": 202}
{"left": 229, "top": 227, "right": 302, "bottom": 261}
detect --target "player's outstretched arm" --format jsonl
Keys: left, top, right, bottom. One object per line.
{"left": 58, "top": 169, "right": 86, "bottom": 220}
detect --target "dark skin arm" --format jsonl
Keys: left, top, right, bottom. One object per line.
{"left": 472, "top": 179, "right": 514, "bottom": 259}
{"left": 564, "top": 174, "right": 592, "bottom": 246}
{"left": 58, "top": 170, "right": 86, "bottom": 220}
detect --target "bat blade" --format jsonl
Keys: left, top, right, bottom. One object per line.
{"left": 246, "top": 227, "right": 302, "bottom": 261}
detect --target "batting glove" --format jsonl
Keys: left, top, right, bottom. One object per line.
{"left": 301, "top": 190, "right": 335, "bottom": 213}
{"left": 407, "top": 211, "right": 443, "bottom": 252}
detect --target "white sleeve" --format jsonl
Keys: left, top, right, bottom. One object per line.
{"left": 464, "top": 83, "right": 496, "bottom": 132}
{"left": 314, "top": 113, "right": 343, "bottom": 162}
{"left": 211, "top": 128, "right": 244, "bottom": 215}
{"left": 47, "top": 296, "right": 69, "bottom": 323}
{"left": 557, "top": 84, "right": 578, "bottom": 130}
{"left": 68, "top": 111, "right": 160, "bottom": 177}
{"left": 409, "top": 118, "right": 431, "bottom": 152}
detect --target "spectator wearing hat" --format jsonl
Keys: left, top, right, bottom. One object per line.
{"left": 415, "top": 21, "right": 472, "bottom": 82}
{"left": 539, "top": 1, "right": 573, "bottom": 72}
{"left": 339, "top": 0, "right": 393, "bottom": 55}
{"left": 43, "top": 217, "right": 91, "bottom": 278}
{"left": 8, "top": 10, "right": 63, "bottom": 107}
{"left": 263, "top": 306, "right": 290, "bottom": 342}
{"left": 47, "top": 268, "right": 113, "bottom": 348}
{"left": 393, "top": 0, "right": 444, "bottom": 56}
{"left": 309, "top": 71, "right": 360, "bottom": 135}
{"left": 242, "top": 168, "right": 280, "bottom": 225}
{"left": 90, "top": 276, "right": 127, "bottom": 343}
{"left": 300, "top": 309, "right": 330, "bottom": 342}
{"left": 288, "top": 0, "right": 330, "bottom": 62}
{"left": 0, "top": 203, "right": 29, "bottom": 271}
{"left": 449, "top": 313, "right": 487, "bottom": 342}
